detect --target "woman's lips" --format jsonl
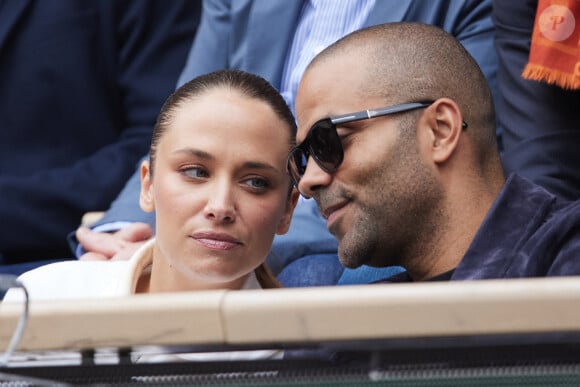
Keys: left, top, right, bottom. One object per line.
{"left": 191, "top": 231, "right": 242, "bottom": 251}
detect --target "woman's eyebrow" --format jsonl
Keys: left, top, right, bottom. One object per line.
{"left": 172, "top": 147, "right": 214, "bottom": 160}
{"left": 243, "top": 161, "right": 276, "bottom": 169}
{"left": 241, "top": 161, "right": 281, "bottom": 173}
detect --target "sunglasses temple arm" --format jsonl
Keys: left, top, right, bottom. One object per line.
{"left": 331, "top": 102, "right": 433, "bottom": 125}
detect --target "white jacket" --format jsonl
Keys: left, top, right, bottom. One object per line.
{"left": 5, "top": 239, "right": 262, "bottom": 302}
{"left": 3, "top": 239, "right": 280, "bottom": 363}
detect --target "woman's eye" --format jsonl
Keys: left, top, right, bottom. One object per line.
{"left": 244, "top": 177, "right": 270, "bottom": 190}
{"left": 181, "top": 166, "right": 208, "bottom": 179}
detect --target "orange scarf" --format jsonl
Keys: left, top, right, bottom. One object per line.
{"left": 522, "top": 0, "right": 580, "bottom": 89}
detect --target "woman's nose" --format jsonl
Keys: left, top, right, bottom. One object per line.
{"left": 204, "top": 184, "right": 236, "bottom": 223}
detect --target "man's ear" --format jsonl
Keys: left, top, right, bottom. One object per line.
{"left": 276, "top": 188, "right": 300, "bottom": 235}
{"left": 423, "top": 98, "right": 464, "bottom": 164}
{"left": 139, "top": 160, "right": 155, "bottom": 213}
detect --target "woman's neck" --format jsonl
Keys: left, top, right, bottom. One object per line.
{"left": 133, "top": 241, "right": 252, "bottom": 293}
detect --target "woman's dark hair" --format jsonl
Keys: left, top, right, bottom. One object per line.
{"left": 149, "top": 69, "right": 296, "bottom": 177}
{"left": 149, "top": 69, "right": 295, "bottom": 289}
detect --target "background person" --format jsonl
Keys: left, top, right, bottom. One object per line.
{"left": 0, "top": 0, "right": 200, "bottom": 268}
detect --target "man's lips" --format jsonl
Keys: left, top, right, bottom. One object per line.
{"left": 322, "top": 201, "right": 348, "bottom": 227}
{"left": 191, "top": 231, "right": 243, "bottom": 251}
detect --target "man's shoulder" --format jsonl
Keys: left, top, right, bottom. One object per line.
{"left": 493, "top": 174, "right": 580, "bottom": 238}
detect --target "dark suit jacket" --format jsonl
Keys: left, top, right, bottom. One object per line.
{"left": 493, "top": 0, "right": 580, "bottom": 200}
{"left": 0, "top": 0, "right": 200, "bottom": 262}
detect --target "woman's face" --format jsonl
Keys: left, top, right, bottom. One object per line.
{"left": 140, "top": 88, "right": 298, "bottom": 291}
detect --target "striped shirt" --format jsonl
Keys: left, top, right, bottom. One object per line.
{"left": 280, "top": 0, "right": 376, "bottom": 113}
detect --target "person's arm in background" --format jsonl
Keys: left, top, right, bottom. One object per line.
{"left": 0, "top": 1, "right": 200, "bottom": 264}
{"left": 176, "top": 0, "right": 231, "bottom": 85}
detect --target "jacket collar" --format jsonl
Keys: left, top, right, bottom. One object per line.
{"left": 453, "top": 174, "right": 558, "bottom": 280}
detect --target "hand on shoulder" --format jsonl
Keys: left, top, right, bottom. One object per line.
{"left": 77, "top": 223, "right": 153, "bottom": 261}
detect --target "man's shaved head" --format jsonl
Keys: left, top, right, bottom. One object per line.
{"left": 308, "top": 22, "right": 497, "bottom": 164}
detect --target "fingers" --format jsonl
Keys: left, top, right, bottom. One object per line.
{"left": 111, "top": 240, "right": 148, "bottom": 261}
{"left": 79, "top": 252, "right": 110, "bottom": 261}
{"left": 76, "top": 227, "right": 120, "bottom": 258}
{"left": 116, "top": 222, "right": 153, "bottom": 242}
{"left": 76, "top": 223, "right": 154, "bottom": 261}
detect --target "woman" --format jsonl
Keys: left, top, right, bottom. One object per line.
{"left": 133, "top": 68, "right": 299, "bottom": 294}
{"left": 3, "top": 70, "right": 299, "bottom": 361}
{"left": 6, "top": 69, "right": 298, "bottom": 299}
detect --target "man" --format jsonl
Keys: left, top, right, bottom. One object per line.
{"left": 290, "top": 22, "right": 580, "bottom": 281}
{"left": 74, "top": 1, "right": 499, "bottom": 285}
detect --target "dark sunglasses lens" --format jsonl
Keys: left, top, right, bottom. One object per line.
{"left": 288, "top": 119, "right": 344, "bottom": 186}
{"left": 310, "top": 120, "right": 343, "bottom": 171}
{"left": 288, "top": 148, "right": 307, "bottom": 185}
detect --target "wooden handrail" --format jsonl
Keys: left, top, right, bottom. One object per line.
{"left": 1, "top": 277, "right": 580, "bottom": 352}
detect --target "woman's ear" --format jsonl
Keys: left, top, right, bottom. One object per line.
{"left": 139, "top": 160, "right": 155, "bottom": 213}
{"left": 423, "top": 98, "right": 464, "bottom": 164}
{"left": 276, "top": 188, "right": 300, "bottom": 235}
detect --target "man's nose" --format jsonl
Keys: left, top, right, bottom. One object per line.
{"left": 297, "top": 157, "right": 333, "bottom": 198}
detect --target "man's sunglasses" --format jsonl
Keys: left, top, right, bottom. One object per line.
{"left": 288, "top": 101, "right": 469, "bottom": 188}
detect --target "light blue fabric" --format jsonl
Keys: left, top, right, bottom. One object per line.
{"left": 278, "top": 253, "right": 344, "bottom": 288}
{"left": 279, "top": 0, "right": 375, "bottom": 112}
{"left": 81, "top": 0, "right": 498, "bottom": 287}
{"left": 267, "top": 198, "right": 337, "bottom": 275}
{"left": 89, "top": 156, "right": 154, "bottom": 229}
{"left": 338, "top": 266, "right": 405, "bottom": 285}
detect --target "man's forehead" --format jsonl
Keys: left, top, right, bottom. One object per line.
{"left": 297, "top": 59, "right": 362, "bottom": 110}
{"left": 297, "top": 70, "right": 381, "bottom": 111}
